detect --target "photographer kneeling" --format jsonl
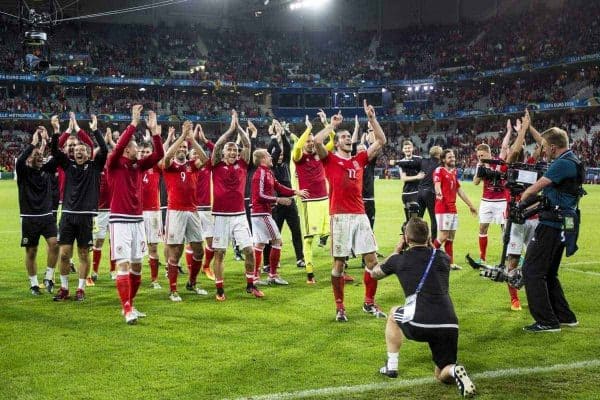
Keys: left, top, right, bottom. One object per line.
{"left": 370, "top": 217, "right": 476, "bottom": 398}
{"left": 519, "top": 127, "right": 583, "bottom": 333}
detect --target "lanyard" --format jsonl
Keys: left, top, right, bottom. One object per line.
{"left": 415, "top": 249, "right": 437, "bottom": 294}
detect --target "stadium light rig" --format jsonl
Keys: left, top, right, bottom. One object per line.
{"left": 289, "top": 0, "right": 330, "bottom": 11}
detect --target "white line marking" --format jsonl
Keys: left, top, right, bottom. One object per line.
{"left": 563, "top": 261, "right": 598, "bottom": 266}
{"left": 228, "top": 359, "right": 600, "bottom": 400}
{"left": 564, "top": 268, "right": 600, "bottom": 277}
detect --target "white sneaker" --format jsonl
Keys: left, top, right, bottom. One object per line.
{"left": 110, "top": 271, "right": 117, "bottom": 280}
{"left": 268, "top": 276, "right": 289, "bottom": 285}
{"left": 193, "top": 287, "right": 208, "bottom": 295}
{"left": 254, "top": 279, "right": 269, "bottom": 286}
{"left": 169, "top": 292, "right": 183, "bottom": 302}
{"left": 121, "top": 307, "right": 147, "bottom": 318}
{"left": 150, "top": 281, "right": 162, "bottom": 290}
{"left": 124, "top": 311, "right": 138, "bottom": 325}
{"left": 451, "top": 264, "right": 463, "bottom": 270}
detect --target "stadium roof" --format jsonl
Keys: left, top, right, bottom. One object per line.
{"left": 0, "top": 0, "right": 563, "bottom": 30}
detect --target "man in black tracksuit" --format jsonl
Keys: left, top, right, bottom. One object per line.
{"left": 417, "top": 145, "right": 443, "bottom": 236}
{"left": 17, "top": 126, "right": 59, "bottom": 295}
{"left": 51, "top": 115, "right": 107, "bottom": 302}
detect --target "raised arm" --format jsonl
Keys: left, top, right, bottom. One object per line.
{"left": 292, "top": 115, "right": 312, "bottom": 162}
{"left": 138, "top": 111, "right": 164, "bottom": 169}
{"left": 314, "top": 111, "right": 343, "bottom": 160}
{"left": 212, "top": 110, "right": 238, "bottom": 166}
{"left": 90, "top": 115, "right": 108, "bottom": 169}
{"left": 107, "top": 104, "right": 142, "bottom": 168}
{"left": 163, "top": 126, "right": 176, "bottom": 153}
{"left": 499, "top": 119, "right": 513, "bottom": 161}
{"left": 507, "top": 111, "right": 530, "bottom": 164}
{"left": 17, "top": 129, "right": 39, "bottom": 173}
{"left": 162, "top": 121, "right": 190, "bottom": 168}
{"left": 364, "top": 100, "right": 386, "bottom": 161}
{"left": 237, "top": 117, "right": 251, "bottom": 164}
{"left": 351, "top": 115, "right": 360, "bottom": 144}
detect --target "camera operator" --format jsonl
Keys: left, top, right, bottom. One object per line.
{"left": 519, "top": 127, "right": 582, "bottom": 332}
{"left": 369, "top": 217, "right": 476, "bottom": 397}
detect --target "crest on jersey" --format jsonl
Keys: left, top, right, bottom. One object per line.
{"left": 352, "top": 161, "right": 360, "bottom": 169}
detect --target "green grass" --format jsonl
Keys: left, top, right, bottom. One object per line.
{"left": 0, "top": 179, "right": 598, "bottom": 399}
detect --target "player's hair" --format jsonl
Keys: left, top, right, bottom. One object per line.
{"left": 253, "top": 148, "right": 268, "bottom": 165}
{"left": 76, "top": 142, "right": 92, "bottom": 156}
{"left": 334, "top": 130, "right": 350, "bottom": 144}
{"left": 476, "top": 144, "right": 491, "bottom": 153}
{"left": 405, "top": 217, "right": 429, "bottom": 245}
{"left": 442, "top": 149, "right": 454, "bottom": 161}
{"left": 142, "top": 141, "right": 153, "bottom": 150}
{"left": 429, "top": 145, "right": 443, "bottom": 158}
{"left": 541, "top": 127, "right": 569, "bottom": 148}
{"left": 402, "top": 140, "right": 413, "bottom": 147}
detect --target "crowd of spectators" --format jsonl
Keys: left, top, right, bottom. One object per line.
{"left": 1, "top": 1, "right": 600, "bottom": 83}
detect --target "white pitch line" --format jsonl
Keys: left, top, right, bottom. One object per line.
{"left": 563, "top": 268, "right": 600, "bottom": 277}
{"left": 563, "top": 261, "right": 598, "bottom": 266}
{"left": 229, "top": 359, "right": 600, "bottom": 400}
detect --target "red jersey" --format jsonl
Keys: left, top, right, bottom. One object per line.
{"left": 212, "top": 159, "right": 248, "bottom": 215}
{"left": 434, "top": 166, "right": 460, "bottom": 213}
{"left": 142, "top": 166, "right": 161, "bottom": 211}
{"left": 195, "top": 163, "right": 212, "bottom": 210}
{"left": 294, "top": 152, "right": 328, "bottom": 201}
{"left": 98, "top": 167, "right": 111, "bottom": 211}
{"left": 163, "top": 160, "right": 199, "bottom": 211}
{"left": 106, "top": 125, "right": 164, "bottom": 223}
{"left": 322, "top": 151, "right": 368, "bottom": 215}
{"left": 251, "top": 165, "right": 295, "bottom": 216}
{"left": 478, "top": 161, "right": 508, "bottom": 201}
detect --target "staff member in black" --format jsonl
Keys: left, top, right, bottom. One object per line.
{"left": 397, "top": 140, "right": 424, "bottom": 221}
{"left": 519, "top": 127, "right": 582, "bottom": 332}
{"left": 265, "top": 120, "right": 306, "bottom": 269}
{"left": 417, "top": 145, "right": 442, "bottom": 236}
{"left": 51, "top": 114, "right": 107, "bottom": 302}
{"left": 17, "top": 125, "right": 59, "bottom": 295}
{"left": 369, "top": 217, "right": 476, "bottom": 398}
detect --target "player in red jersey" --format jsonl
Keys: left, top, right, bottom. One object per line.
{"left": 433, "top": 150, "right": 477, "bottom": 270}
{"left": 211, "top": 110, "right": 263, "bottom": 301}
{"left": 184, "top": 124, "right": 216, "bottom": 282}
{"left": 313, "top": 101, "right": 387, "bottom": 322}
{"left": 141, "top": 135, "right": 163, "bottom": 290}
{"left": 251, "top": 148, "right": 308, "bottom": 285}
{"left": 107, "top": 106, "right": 164, "bottom": 324}
{"left": 160, "top": 121, "right": 210, "bottom": 302}
{"left": 472, "top": 120, "right": 512, "bottom": 262}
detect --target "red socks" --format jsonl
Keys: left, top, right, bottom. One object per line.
{"left": 253, "top": 247, "right": 263, "bottom": 280}
{"left": 167, "top": 262, "right": 178, "bottom": 292}
{"left": 508, "top": 285, "right": 519, "bottom": 302}
{"left": 92, "top": 248, "right": 101, "bottom": 274}
{"left": 331, "top": 275, "right": 345, "bottom": 310}
{"left": 149, "top": 257, "right": 159, "bottom": 282}
{"left": 479, "top": 234, "right": 488, "bottom": 261}
{"left": 185, "top": 245, "right": 193, "bottom": 274}
{"left": 432, "top": 238, "right": 442, "bottom": 249}
{"left": 444, "top": 239, "right": 454, "bottom": 264}
{"left": 203, "top": 245, "right": 215, "bottom": 271}
{"left": 269, "top": 246, "right": 281, "bottom": 278}
{"left": 129, "top": 271, "right": 141, "bottom": 302}
{"left": 363, "top": 270, "right": 378, "bottom": 304}
{"left": 116, "top": 273, "right": 132, "bottom": 314}
{"left": 189, "top": 257, "right": 202, "bottom": 286}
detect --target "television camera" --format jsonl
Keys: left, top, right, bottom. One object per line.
{"left": 467, "top": 159, "right": 550, "bottom": 288}
{"left": 18, "top": 1, "right": 58, "bottom": 72}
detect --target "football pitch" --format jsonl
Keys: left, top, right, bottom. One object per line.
{"left": 0, "top": 179, "right": 598, "bottom": 399}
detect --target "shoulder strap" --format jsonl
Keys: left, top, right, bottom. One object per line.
{"left": 415, "top": 249, "right": 437, "bottom": 294}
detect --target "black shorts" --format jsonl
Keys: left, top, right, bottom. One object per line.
{"left": 58, "top": 213, "right": 94, "bottom": 247}
{"left": 394, "top": 308, "right": 458, "bottom": 369}
{"left": 21, "top": 215, "right": 57, "bottom": 247}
